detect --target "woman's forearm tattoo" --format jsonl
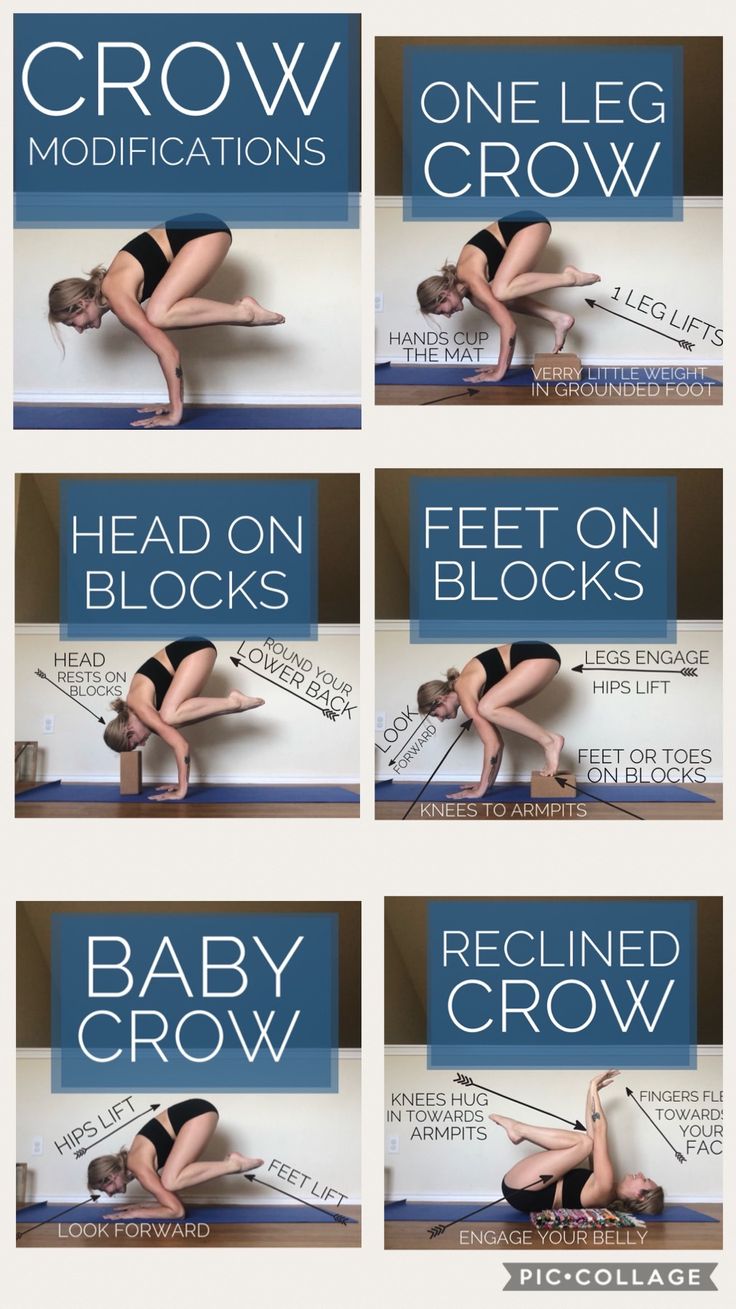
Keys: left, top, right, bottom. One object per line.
{"left": 175, "top": 364, "right": 183, "bottom": 403}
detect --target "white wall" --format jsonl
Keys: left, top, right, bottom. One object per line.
{"left": 16, "top": 627, "right": 359, "bottom": 784}
{"left": 15, "top": 225, "right": 360, "bottom": 404}
{"left": 385, "top": 1049, "right": 722, "bottom": 1203}
{"left": 375, "top": 623, "right": 722, "bottom": 783}
{"left": 17, "top": 1050, "right": 360, "bottom": 1204}
{"left": 376, "top": 201, "right": 722, "bottom": 366}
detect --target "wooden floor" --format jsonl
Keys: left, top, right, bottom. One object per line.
{"left": 15, "top": 784, "right": 360, "bottom": 820}
{"left": 16, "top": 1205, "right": 361, "bottom": 1248}
{"left": 376, "top": 784, "right": 721, "bottom": 822}
{"left": 385, "top": 1204, "right": 722, "bottom": 1251}
{"left": 376, "top": 367, "right": 723, "bottom": 407}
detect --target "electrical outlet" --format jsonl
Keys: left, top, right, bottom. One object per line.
{"left": 387, "top": 1136, "right": 400, "bottom": 1154}
{"left": 375, "top": 712, "right": 386, "bottom": 732}
{"left": 374, "top": 292, "right": 384, "bottom": 312}
{"left": 43, "top": 715, "right": 55, "bottom": 734}
{"left": 32, "top": 1136, "right": 43, "bottom": 1156}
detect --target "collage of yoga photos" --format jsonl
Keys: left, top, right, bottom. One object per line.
{"left": 7, "top": 7, "right": 731, "bottom": 1309}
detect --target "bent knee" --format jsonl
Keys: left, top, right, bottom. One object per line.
{"left": 159, "top": 1164, "right": 180, "bottom": 1189}
{"left": 145, "top": 301, "right": 170, "bottom": 329}
{"left": 492, "top": 283, "right": 514, "bottom": 303}
{"left": 158, "top": 704, "right": 179, "bottom": 726}
{"left": 577, "top": 1133, "right": 593, "bottom": 1155}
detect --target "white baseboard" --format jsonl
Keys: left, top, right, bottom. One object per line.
{"left": 14, "top": 391, "right": 361, "bottom": 407}
{"left": 375, "top": 355, "right": 722, "bottom": 370}
{"left": 24, "top": 1192, "right": 361, "bottom": 1207}
{"left": 384, "top": 1191, "right": 721, "bottom": 1206}
{"left": 376, "top": 772, "right": 722, "bottom": 785}
{"left": 33, "top": 774, "right": 360, "bottom": 786}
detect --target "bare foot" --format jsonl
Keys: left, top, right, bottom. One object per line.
{"left": 550, "top": 311, "right": 575, "bottom": 353}
{"left": 237, "top": 296, "right": 285, "bottom": 326}
{"left": 229, "top": 691, "right": 265, "bottom": 712}
{"left": 228, "top": 1152, "right": 264, "bottom": 1173}
{"left": 489, "top": 1114, "right": 523, "bottom": 1145}
{"left": 541, "top": 732, "right": 565, "bottom": 776}
{"left": 564, "top": 266, "right": 601, "bottom": 288}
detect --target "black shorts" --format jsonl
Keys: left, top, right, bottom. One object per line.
{"left": 502, "top": 1176, "right": 557, "bottom": 1214}
{"left": 135, "top": 1099, "right": 218, "bottom": 1170}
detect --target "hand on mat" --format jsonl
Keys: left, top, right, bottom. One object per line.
{"left": 149, "top": 784, "right": 188, "bottom": 802}
{"left": 103, "top": 1205, "right": 152, "bottom": 1219}
{"left": 464, "top": 367, "right": 504, "bottom": 383}
{"left": 447, "top": 784, "right": 488, "bottom": 799}
{"left": 131, "top": 405, "right": 183, "bottom": 429}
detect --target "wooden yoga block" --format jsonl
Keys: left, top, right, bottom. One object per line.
{"left": 532, "top": 352, "right": 583, "bottom": 381}
{"left": 120, "top": 750, "right": 142, "bottom": 795}
{"left": 530, "top": 770, "right": 576, "bottom": 799}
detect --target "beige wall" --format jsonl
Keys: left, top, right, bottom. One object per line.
{"left": 385, "top": 1050, "right": 722, "bottom": 1203}
{"left": 375, "top": 469, "right": 723, "bottom": 623}
{"left": 15, "top": 477, "right": 59, "bottom": 623}
{"left": 375, "top": 37, "right": 723, "bottom": 198}
{"left": 15, "top": 226, "right": 360, "bottom": 403}
{"left": 17, "top": 1052, "right": 360, "bottom": 1204}
{"left": 18, "top": 901, "right": 362, "bottom": 1050}
{"left": 17, "top": 628, "right": 359, "bottom": 783}
{"left": 16, "top": 473, "right": 361, "bottom": 626}
{"left": 375, "top": 623, "right": 722, "bottom": 783}
{"left": 376, "top": 202, "right": 722, "bottom": 365}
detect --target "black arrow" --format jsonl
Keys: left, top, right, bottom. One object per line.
{"left": 423, "top": 388, "right": 480, "bottom": 405}
{"left": 585, "top": 300, "right": 695, "bottom": 352}
{"left": 17, "top": 1193, "right": 101, "bottom": 1240}
{"left": 74, "top": 1104, "right": 161, "bottom": 1159}
{"left": 427, "top": 1174, "right": 553, "bottom": 1239}
{"left": 244, "top": 1173, "right": 350, "bottom": 1224}
{"left": 572, "top": 664, "right": 698, "bottom": 677}
{"left": 229, "top": 656, "right": 338, "bottom": 721}
{"left": 626, "top": 1087, "right": 686, "bottom": 1163}
{"left": 455, "top": 1074, "right": 585, "bottom": 1131}
{"left": 35, "top": 669, "right": 105, "bottom": 723}
{"left": 402, "top": 720, "right": 473, "bottom": 820}
{"left": 376, "top": 711, "right": 433, "bottom": 766}
{"left": 553, "top": 775, "right": 643, "bottom": 821}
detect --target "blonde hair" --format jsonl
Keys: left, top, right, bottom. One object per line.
{"left": 417, "top": 667, "right": 460, "bottom": 715}
{"left": 87, "top": 1149, "right": 128, "bottom": 1194}
{"left": 614, "top": 1185, "right": 665, "bottom": 1216}
{"left": 417, "top": 262, "right": 459, "bottom": 313}
{"left": 48, "top": 265, "right": 108, "bottom": 353}
{"left": 103, "top": 698, "right": 134, "bottom": 754}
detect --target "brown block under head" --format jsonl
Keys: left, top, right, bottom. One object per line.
{"left": 530, "top": 770, "right": 576, "bottom": 798}
{"left": 120, "top": 750, "right": 142, "bottom": 795}
{"left": 532, "top": 353, "right": 583, "bottom": 381}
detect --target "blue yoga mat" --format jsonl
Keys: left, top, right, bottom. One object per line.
{"left": 17, "top": 1200, "right": 355, "bottom": 1225}
{"left": 17, "top": 781, "right": 358, "bottom": 805}
{"left": 384, "top": 1200, "right": 716, "bottom": 1224}
{"left": 14, "top": 405, "right": 361, "bottom": 431}
{"left": 375, "top": 780, "right": 712, "bottom": 805}
{"left": 375, "top": 363, "right": 721, "bottom": 388}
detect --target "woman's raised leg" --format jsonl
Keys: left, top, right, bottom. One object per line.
{"left": 491, "top": 225, "right": 600, "bottom": 302}
{"left": 477, "top": 659, "right": 563, "bottom": 774}
{"left": 158, "top": 1113, "right": 263, "bottom": 1191}
{"left": 145, "top": 232, "right": 285, "bottom": 329}
{"left": 158, "top": 648, "right": 264, "bottom": 726}
{"left": 490, "top": 1114, "right": 593, "bottom": 1192}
